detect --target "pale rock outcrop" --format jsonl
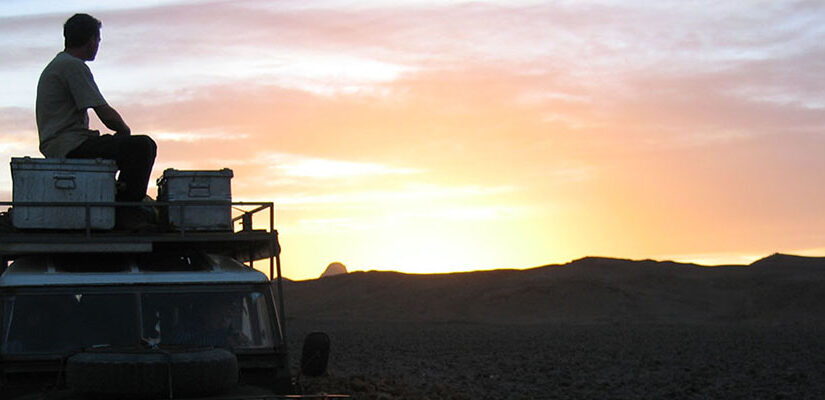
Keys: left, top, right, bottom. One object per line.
{"left": 320, "top": 262, "right": 347, "bottom": 278}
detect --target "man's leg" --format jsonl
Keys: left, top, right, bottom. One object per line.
{"left": 66, "top": 134, "right": 157, "bottom": 202}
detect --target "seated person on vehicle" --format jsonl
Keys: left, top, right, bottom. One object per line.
{"left": 35, "top": 13, "right": 156, "bottom": 227}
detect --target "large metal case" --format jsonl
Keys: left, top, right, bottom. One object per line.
{"left": 157, "top": 168, "right": 233, "bottom": 231}
{"left": 10, "top": 157, "right": 117, "bottom": 230}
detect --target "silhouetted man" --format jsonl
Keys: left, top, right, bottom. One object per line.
{"left": 36, "top": 13, "right": 156, "bottom": 227}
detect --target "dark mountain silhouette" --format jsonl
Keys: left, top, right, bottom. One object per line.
{"left": 282, "top": 254, "right": 825, "bottom": 324}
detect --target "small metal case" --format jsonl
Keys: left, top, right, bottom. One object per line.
{"left": 157, "top": 168, "right": 233, "bottom": 231}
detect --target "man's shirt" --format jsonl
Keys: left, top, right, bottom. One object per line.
{"left": 36, "top": 51, "right": 107, "bottom": 158}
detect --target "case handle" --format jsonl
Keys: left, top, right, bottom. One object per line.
{"left": 188, "top": 182, "right": 211, "bottom": 197}
{"left": 53, "top": 175, "right": 77, "bottom": 190}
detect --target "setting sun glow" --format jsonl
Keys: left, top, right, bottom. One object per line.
{"left": 2, "top": 1, "right": 823, "bottom": 279}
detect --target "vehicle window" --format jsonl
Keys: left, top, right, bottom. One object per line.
{"left": 1, "top": 287, "right": 276, "bottom": 355}
{"left": 52, "top": 254, "right": 131, "bottom": 272}
{"left": 1, "top": 293, "right": 139, "bottom": 354}
{"left": 141, "top": 290, "right": 275, "bottom": 349}
{"left": 137, "top": 252, "right": 206, "bottom": 271}
{"left": 205, "top": 254, "right": 248, "bottom": 269}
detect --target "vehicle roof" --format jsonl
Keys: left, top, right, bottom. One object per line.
{"left": 0, "top": 253, "right": 269, "bottom": 287}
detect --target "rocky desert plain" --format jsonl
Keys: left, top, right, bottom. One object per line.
{"left": 283, "top": 254, "right": 825, "bottom": 399}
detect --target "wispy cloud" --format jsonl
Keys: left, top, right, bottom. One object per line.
{"left": 0, "top": 130, "right": 41, "bottom": 200}
{"left": 273, "top": 184, "right": 515, "bottom": 206}
{"left": 154, "top": 131, "right": 250, "bottom": 143}
{"left": 0, "top": 0, "right": 206, "bottom": 17}
{"left": 0, "top": 107, "right": 35, "bottom": 135}
{"left": 292, "top": 204, "right": 528, "bottom": 234}
{"left": 1, "top": 1, "right": 824, "bottom": 277}
{"left": 262, "top": 153, "right": 420, "bottom": 179}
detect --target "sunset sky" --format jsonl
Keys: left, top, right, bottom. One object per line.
{"left": 1, "top": 1, "right": 823, "bottom": 280}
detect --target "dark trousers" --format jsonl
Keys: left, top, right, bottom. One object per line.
{"left": 67, "top": 134, "right": 157, "bottom": 202}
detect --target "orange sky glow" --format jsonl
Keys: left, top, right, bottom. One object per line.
{"left": 1, "top": 1, "right": 824, "bottom": 279}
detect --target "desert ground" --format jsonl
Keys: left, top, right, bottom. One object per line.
{"left": 288, "top": 321, "right": 825, "bottom": 399}
{"left": 283, "top": 254, "right": 825, "bottom": 399}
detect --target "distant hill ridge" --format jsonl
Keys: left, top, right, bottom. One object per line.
{"left": 749, "top": 252, "right": 825, "bottom": 267}
{"left": 283, "top": 254, "right": 825, "bottom": 324}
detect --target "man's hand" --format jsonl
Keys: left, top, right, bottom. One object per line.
{"left": 93, "top": 103, "right": 131, "bottom": 136}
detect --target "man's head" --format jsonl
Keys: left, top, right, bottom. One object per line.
{"left": 63, "top": 13, "right": 101, "bottom": 61}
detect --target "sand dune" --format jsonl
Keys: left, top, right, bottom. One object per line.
{"left": 283, "top": 253, "right": 825, "bottom": 324}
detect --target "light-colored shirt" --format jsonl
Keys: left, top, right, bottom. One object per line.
{"left": 35, "top": 51, "right": 107, "bottom": 158}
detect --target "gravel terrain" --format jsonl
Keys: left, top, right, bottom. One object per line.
{"left": 288, "top": 320, "right": 825, "bottom": 399}
{"left": 281, "top": 255, "right": 825, "bottom": 399}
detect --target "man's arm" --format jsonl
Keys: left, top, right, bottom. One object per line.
{"left": 93, "top": 104, "right": 131, "bottom": 136}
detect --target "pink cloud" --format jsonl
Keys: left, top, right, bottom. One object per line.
{"left": 2, "top": 1, "right": 824, "bottom": 273}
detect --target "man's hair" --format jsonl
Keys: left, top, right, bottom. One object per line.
{"left": 63, "top": 13, "right": 101, "bottom": 48}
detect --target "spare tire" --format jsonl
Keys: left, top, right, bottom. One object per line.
{"left": 66, "top": 348, "right": 238, "bottom": 398}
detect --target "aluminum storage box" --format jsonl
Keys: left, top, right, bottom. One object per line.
{"left": 10, "top": 157, "right": 117, "bottom": 230}
{"left": 157, "top": 168, "right": 233, "bottom": 231}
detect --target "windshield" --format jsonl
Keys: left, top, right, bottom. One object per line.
{"left": 1, "top": 285, "right": 279, "bottom": 355}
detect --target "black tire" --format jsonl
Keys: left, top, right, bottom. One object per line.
{"left": 66, "top": 348, "right": 238, "bottom": 398}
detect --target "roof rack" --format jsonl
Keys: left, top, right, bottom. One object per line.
{"left": 0, "top": 200, "right": 279, "bottom": 270}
